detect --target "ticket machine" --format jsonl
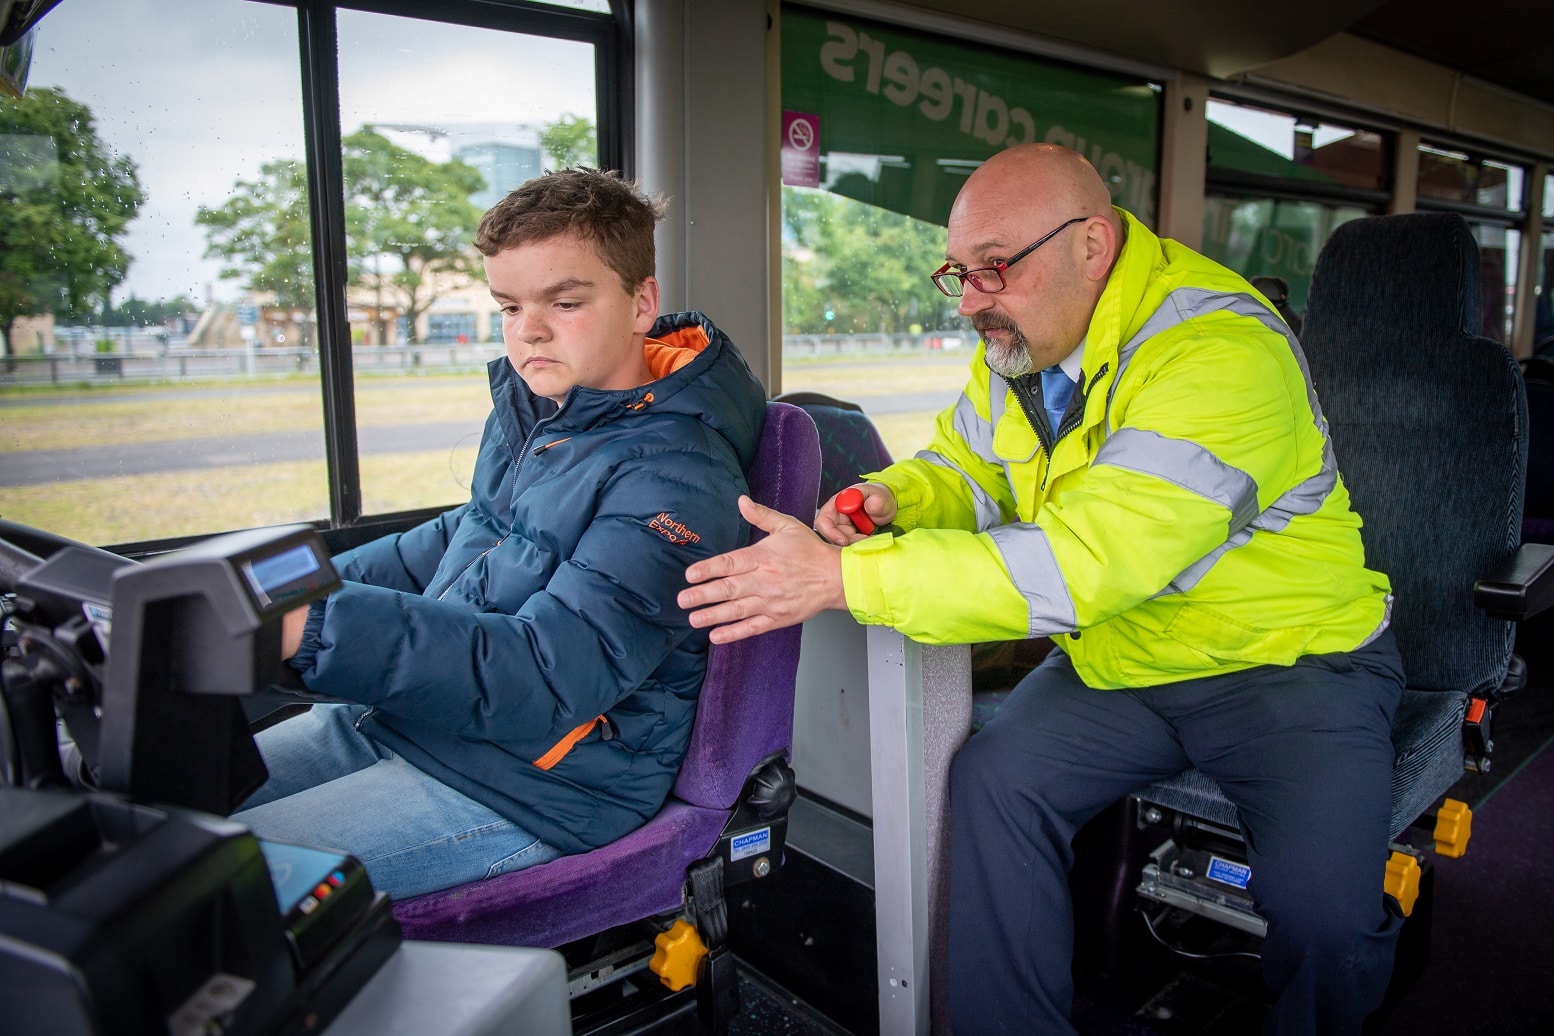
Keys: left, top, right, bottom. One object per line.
{"left": 0, "top": 522, "right": 400, "bottom": 1034}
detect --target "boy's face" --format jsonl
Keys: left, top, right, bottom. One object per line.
{"left": 486, "top": 231, "right": 658, "bottom": 404}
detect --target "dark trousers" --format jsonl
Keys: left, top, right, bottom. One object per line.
{"left": 948, "top": 631, "right": 1406, "bottom": 1036}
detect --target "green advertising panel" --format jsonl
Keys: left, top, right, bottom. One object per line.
{"left": 781, "top": 5, "right": 1162, "bottom": 228}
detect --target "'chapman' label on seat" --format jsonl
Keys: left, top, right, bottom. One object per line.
{"left": 731, "top": 827, "right": 772, "bottom": 861}
{"left": 1206, "top": 855, "right": 1252, "bottom": 889}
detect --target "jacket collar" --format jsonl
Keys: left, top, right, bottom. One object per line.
{"left": 485, "top": 311, "right": 763, "bottom": 470}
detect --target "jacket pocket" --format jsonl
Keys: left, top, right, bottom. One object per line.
{"left": 1163, "top": 601, "right": 1316, "bottom": 668}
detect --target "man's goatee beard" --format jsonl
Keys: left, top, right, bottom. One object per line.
{"left": 977, "top": 319, "right": 1035, "bottom": 378}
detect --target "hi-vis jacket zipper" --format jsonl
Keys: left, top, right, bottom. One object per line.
{"left": 1006, "top": 362, "right": 1110, "bottom": 490}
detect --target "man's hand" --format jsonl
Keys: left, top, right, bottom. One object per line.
{"left": 680, "top": 495, "right": 847, "bottom": 644}
{"left": 815, "top": 482, "right": 897, "bottom": 546}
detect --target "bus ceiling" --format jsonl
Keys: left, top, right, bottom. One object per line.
{"left": 884, "top": 0, "right": 1554, "bottom": 109}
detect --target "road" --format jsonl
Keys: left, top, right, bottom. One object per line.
{"left": 0, "top": 385, "right": 962, "bottom": 487}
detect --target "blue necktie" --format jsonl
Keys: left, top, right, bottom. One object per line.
{"left": 1040, "top": 365, "right": 1076, "bottom": 440}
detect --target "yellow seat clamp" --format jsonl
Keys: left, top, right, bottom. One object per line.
{"left": 1433, "top": 798, "right": 1472, "bottom": 859}
{"left": 649, "top": 919, "right": 708, "bottom": 991}
{"left": 1384, "top": 850, "right": 1422, "bottom": 916}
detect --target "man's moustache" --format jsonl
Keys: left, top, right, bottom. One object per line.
{"left": 973, "top": 317, "right": 1018, "bottom": 335}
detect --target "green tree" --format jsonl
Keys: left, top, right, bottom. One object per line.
{"left": 197, "top": 131, "right": 485, "bottom": 345}
{"left": 196, "top": 158, "right": 315, "bottom": 315}
{"left": 100, "top": 293, "right": 197, "bottom": 327}
{"left": 341, "top": 130, "right": 485, "bottom": 344}
{"left": 540, "top": 113, "right": 597, "bottom": 170}
{"left": 0, "top": 87, "right": 143, "bottom": 358}
{"left": 781, "top": 187, "right": 957, "bottom": 335}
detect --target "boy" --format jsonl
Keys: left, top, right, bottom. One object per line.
{"left": 233, "top": 169, "right": 768, "bottom": 900}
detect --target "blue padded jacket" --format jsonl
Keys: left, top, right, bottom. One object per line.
{"left": 290, "top": 312, "right": 766, "bottom": 854}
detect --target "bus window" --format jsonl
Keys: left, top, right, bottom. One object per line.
{"left": 1, "top": 0, "right": 619, "bottom": 549}
{"left": 1417, "top": 145, "right": 1527, "bottom": 345}
{"left": 1201, "top": 196, "right": 1368, "bottom": 314}
{"left": 333, "top": 8, "right": 597, "bottom": 517}
{"left": 777, "top": 6, "right": 1160, "bottom": 457}
{"left": 3, "top": 0, "right": 322, "bottom": 547}
{"left": 1201, "top": 98, "right": 1386, "bottom": 316}
{"left": 1539, "top": 172, "right": 1554, "bottom": 355}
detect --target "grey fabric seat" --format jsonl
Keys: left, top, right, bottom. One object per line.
{"left": 1138, "top": 212, "right": 1527, "bottom": 841}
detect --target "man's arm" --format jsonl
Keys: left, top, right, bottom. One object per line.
{"left": 844, "top": 328, "right": 1311, "bottom": 643}
{"left": 686, "top": 326, "right": 1313, "bottom": 646}
{"left": 865, "top": 370, "right": 1018, "bottom": 536}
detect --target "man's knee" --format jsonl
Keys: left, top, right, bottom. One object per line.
{"left": 949, "top": 724, "right": 1028, "bottom": 809}
{"left": 1268, "top": 893, "right": 1385, "bottom": 949}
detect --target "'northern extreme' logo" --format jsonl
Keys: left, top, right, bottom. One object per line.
{"left": 649, "top": 512, "right": 701, "bottom": 545}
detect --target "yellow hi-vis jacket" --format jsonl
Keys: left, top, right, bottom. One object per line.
{"left": 841, "top": 209, "right": 1392, "bottom": 689}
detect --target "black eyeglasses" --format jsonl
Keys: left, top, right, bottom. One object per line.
{"left": 931, "top": 216, "right": 1091, "bottom": 298}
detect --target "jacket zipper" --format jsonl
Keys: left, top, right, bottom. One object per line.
{"left": 435, "top": 411, "right": 551, "bottom": 602}
{"left": 1007, "top": 361, "right": 1111, "bottom": 491}
{"left": 533, "top": 713, "right": 612, "bottom": 770}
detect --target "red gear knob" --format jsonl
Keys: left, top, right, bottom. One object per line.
{"left": 835, "top": 486, "right": 875, "bottom": 535}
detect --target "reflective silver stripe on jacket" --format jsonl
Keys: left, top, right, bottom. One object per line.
{"left": 913, "top": 391, "right": 1004, "bottom": 531}
{"left": 1096, "top": 288, "right": 1342, "bottom": 596}
{"left": 986, "top": 522, "right": 1078, "bottom": 635}
{"left": 1093, "top": 427, "right": 1261, "bottom": 533}
{"left": 915, "top": 450, "right": 1004, "bottom": 531}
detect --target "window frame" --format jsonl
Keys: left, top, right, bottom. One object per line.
{"left": 1203, "top": 94, "right": 1396, "bottom": 212}
{"left": 108, "top": 0, "right": 630, "bottom": 556}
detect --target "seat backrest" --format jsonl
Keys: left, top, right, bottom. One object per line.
{"left": 1302, "top": 212, "right": 1526, "bottom": 694}
{"left": 773, "top": 391, "right": 893, "bottom": 503}
{"left": 672, "top": 401, "right": 821, "bottom": 810}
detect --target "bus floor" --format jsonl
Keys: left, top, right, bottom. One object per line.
{"left": 716, "top": 618, "right": 1554, "bottom": 1035}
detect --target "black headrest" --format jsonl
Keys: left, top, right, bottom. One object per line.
{"left": 1305, "top": 212, "right": 1482, "bottom": 350}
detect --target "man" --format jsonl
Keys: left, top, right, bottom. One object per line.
{"left": 234, "top": 168, "right": 768, "bottom": 900}
{"left": 679, "top": 144, "right": 1403, "bottom": 1034}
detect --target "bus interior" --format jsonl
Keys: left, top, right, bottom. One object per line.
{"left": 2, "top": 1, "right": 1553, "bottom": 1034}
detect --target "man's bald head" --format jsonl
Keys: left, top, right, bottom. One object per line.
{"left": 956, "top": 144, "right": 1120, "bottom": 239}
{"left": 944, "top": 144, "right": 1125, "bottom": 375}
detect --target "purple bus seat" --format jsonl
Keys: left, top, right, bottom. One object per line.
{"left": 391, "top": 401, "right": 822, "bottom": 949}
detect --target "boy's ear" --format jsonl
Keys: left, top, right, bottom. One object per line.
{"left": 633, "top": 275, "right": 661, "bottom": 334}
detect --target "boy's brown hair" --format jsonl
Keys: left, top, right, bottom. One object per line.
{"left": 476, "top": 168, "right": 667, "bottom": 292}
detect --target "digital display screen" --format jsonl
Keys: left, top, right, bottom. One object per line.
{"left": 246, "top": 543, "right": 320, "bottom": 596}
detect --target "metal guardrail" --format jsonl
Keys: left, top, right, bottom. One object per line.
{"left": 781, "top": 332, "right": 969, "bottom": 356}
{"left": 0, "top": 343, "right": 508, "bottom": 386}
{"left": 0, "top": 332, "right": 974, "bottom": 387}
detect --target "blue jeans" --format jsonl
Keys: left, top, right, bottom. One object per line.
{"left": 949, "top": 631, "right": 1406, "bottom": 1036}
{"left": 232, "top": 704, "right": 561, "bottom": 900}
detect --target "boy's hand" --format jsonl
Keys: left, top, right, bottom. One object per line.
{"left": 281, "top": 605, "right": 308, "bottom": 660}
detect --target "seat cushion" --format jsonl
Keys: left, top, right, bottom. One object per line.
{"left": 1138, "top": 688, "right": 1468, "bottom": 840}
{"left": 392, "top": 800, "right": 729, "bottom": 948}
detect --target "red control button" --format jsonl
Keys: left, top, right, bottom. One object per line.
{"left": 836, "top": 487, "right": 875, "bottom": 535}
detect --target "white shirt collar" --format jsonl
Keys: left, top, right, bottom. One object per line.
{"left": 1057, "top": 338, "right": 1085, "bottom": 383}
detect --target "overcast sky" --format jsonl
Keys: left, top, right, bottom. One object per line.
{"left": 28, "top": 0, "right": 597, "bottom": 307}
